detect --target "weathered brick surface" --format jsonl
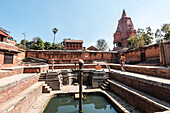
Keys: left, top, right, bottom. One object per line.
{"left": 26, "top": 50, "right": 117, "bottom": 64}
{"left": 109, "top": 80, "right": 168, "bottom": 113}
{"left": 0, "top": 67, "right": 24, "bottom": 79}
{"left": 0, "top": 75, "right": 39, "bottom": 103}
{"left": 110, "top": 72, "right": 170, "bottom": 103}
{"left": 123, "top": 44, "right": 160, "bottom": 63}
{"left": 7, "top": 83, "right": 43, "bottom": 113}
{"left": 24, "top": 65, "right": 49, "bottom": 73}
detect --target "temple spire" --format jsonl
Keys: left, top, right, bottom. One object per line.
{"left": 122, "top": 9, "right": 126, "bottom": 18}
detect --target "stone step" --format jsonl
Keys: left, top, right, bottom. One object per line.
{"left": 104, "top": 80, "right": 109, "bottom": 85}
{"left": 102, "top": 83, "right": 108, "bottom": 87}
{"left": 38, "top": 79, "right": 46, "bottom": 81}
{"left": 0, "top": 73, "right": 40, "bottom": 103}
{"left": 101, "top": 86, "right": 108, "bottom": 90}
{"left": 108, "top": 79, "right": 170, "bottom": 113}
{"left": 109, "top": 64, "right": 170, "bottom": 79}
{"left": 110, "top": 69, "right": 170, "bottom": 103}
{"left": 0, "top": 82, "right": 44, "bottom": 113}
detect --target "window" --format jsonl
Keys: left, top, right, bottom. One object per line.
{"left": 70, "top": 43, "right": 72, "bottom": 47}
{"left": 80, "top": 44, "right": 82, "bottom": 47}
{"left": 76, "top": 43, "right": 78, "bottom": 47}
{"left": 4, "top": 53, "right": 13, "bottom": 64}
{"left": 73, "top": 43, "right": 75, "bottom": 47}
{"left": 67, "top": 43, "right": 69, "bottom": 47}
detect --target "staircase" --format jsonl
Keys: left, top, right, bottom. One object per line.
{"left": 101, "top": 79, "right": 109, "bottom": 90}
{"left": 42, "top": 83, "right": 52, "bottom": 93}
{"left": 107, "top": 66, "right": 170, "bottom": 113}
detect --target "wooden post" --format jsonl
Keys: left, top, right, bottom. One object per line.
{"left": 79, "top": 59, "right": 84, "bottom": 113}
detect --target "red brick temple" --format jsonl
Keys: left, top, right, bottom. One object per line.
{"left": 113, "top": 10, "right": 136, "bottom": 51}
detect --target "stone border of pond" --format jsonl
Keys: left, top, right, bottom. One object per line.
{"left": 41, "top": 90, "right": 130, "bottom": 113}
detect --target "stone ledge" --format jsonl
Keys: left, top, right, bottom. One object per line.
{"left": 108, "top": 79, "right": 170, "bottom": 113}
{"left": 0, "top": 73, "right": 40, "bottom": 92}
{"left": 109, "top": 64, "right": 170, "bottom": 79}
{"left": 0, "top": 82, "right": 44, "bottom": 113}
{"left": 110, "top": 70, "right": 170, "bottom": 103}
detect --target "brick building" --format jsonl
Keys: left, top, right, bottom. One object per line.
{"left": 0, "top": 27, "right": 16, "bottom": 45}
{"left": 64, "top": 40, "right": 83, "bottom": 50}
{"left": 87, "top": 46, "right": 99, "bottom": 51}
{"left": 113, "top": 10, "right": 136, "bottom": 51}
{"left": 0, "top": 27, "right": 25, "bottom": 69}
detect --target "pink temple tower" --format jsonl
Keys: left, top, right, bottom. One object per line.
{"left": 113, "top": 9, "right": 136, "bottom": 51}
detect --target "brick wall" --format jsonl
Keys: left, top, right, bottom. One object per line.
{"left": 26, "top": 50, "right": 117, "bottom": 64}
{"left": 123, "top": 44, "right": 160, "bottom": 63}
{"left": 0, "top": 75, "right": 39, "bottom": 103}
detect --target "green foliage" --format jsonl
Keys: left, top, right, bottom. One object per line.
{"left": 30, "top": 37, "right": 45, "bottom": 50}
{"left": 17, "top": 37, "right": 63, "bottom": 50}
{"left": 96, "top": 39, "right": 108, "bottom": 51}
{"left": 44, "top": 41, "right": 51, "bottom": 50}
{"left": 52, "top": 28, "right": 58, "bottom": 35}
{"left": 127, "top": 27, "right": 153, "bottom": 50}
{"left": 155, "top": 23, "right": 170, "bottom": 43}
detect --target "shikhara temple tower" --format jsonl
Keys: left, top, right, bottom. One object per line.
{"left": 113, "top": 9, "right": 136, "bottom": 51}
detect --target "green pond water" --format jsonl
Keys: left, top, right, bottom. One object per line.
{"left": 43, "top": 95, "right": 118, "bottom": 113}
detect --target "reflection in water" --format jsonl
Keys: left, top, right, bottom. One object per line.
{"left": 44, "top": 95, "right": 117, "bottom": 113}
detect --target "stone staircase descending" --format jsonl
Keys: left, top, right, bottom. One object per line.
{"left": 107, "top": 65, "right": 170, "bottom": 113}
{"left": 42, "top": 83, "right": 52, "bottom": 93}
{"left": 101, "top": 79, "right": 109, "bottom": 90}
{"left": 38, "top": 71, "right": 61, "bottom": 90}
{"left": 0, "top": 66, "right": 45, "bottom": 113}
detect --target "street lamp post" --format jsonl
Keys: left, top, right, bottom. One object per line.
{"left": 22, "top": 32, "right": 26, "bottom": 49}
{"left": 79, "top": 59, "right": 84, "bottom": 113}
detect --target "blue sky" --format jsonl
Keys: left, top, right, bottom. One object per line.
{"left": 0, "top": 0, "right": 170, "bottom": 49}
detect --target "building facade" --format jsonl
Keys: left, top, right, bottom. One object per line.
{"left": 113, "top": 10, "right": 136, "bottom": 51}
{"left": 0, "top": 27, "right": 25, "bottom": 69}
{"left": 64, "top": 40, "right": 83, "bottom": 50}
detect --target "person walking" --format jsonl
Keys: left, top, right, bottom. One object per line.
{"left": 120, "top": 54, "right": 126, "bottom": 72}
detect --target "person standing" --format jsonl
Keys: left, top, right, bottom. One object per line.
{"left": 120, "top": 54, "right": 126, "bottom": 72}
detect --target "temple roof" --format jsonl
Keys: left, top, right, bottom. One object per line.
{"left": 122, "top": 9, "right": 127, "bottom": 18}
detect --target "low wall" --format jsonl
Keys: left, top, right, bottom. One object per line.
{"left": 0, "top": 66, "right": 24, "bottom": 79}
{"left": 122, "top": 43, "right": 160, "bottom": 63}
{"left": 26, "top": 50, "right": 118, "bottom": 64}
{"left": 49, "top": 64, "right": 106, "bottom": 69}
{"left": 24, "top": 65, "right": 49, "bottom": 73}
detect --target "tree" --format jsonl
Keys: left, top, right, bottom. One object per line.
{"left": 30, "top": 37, "right": 45, "bottom": 50}
{"left": 44, "top": 41, "right": 51, "bottom": 50}
{"left": 155, "top": 23, "right": 170, "bottom": 43}
{"left": 127, "top": 27, "right": 153, "bottom": 49}
{"left": 52, "top": 28, "right": 58, "bottom": 43}
{"left": 96, "top": 39, "right": 108, "bottom": 51}
{"left": 20, "top": 39, "right": 28, "bottom": 49}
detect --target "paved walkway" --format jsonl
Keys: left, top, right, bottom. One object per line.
{"left": 111, "top": 69, "right": 170, "bottom": 87}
